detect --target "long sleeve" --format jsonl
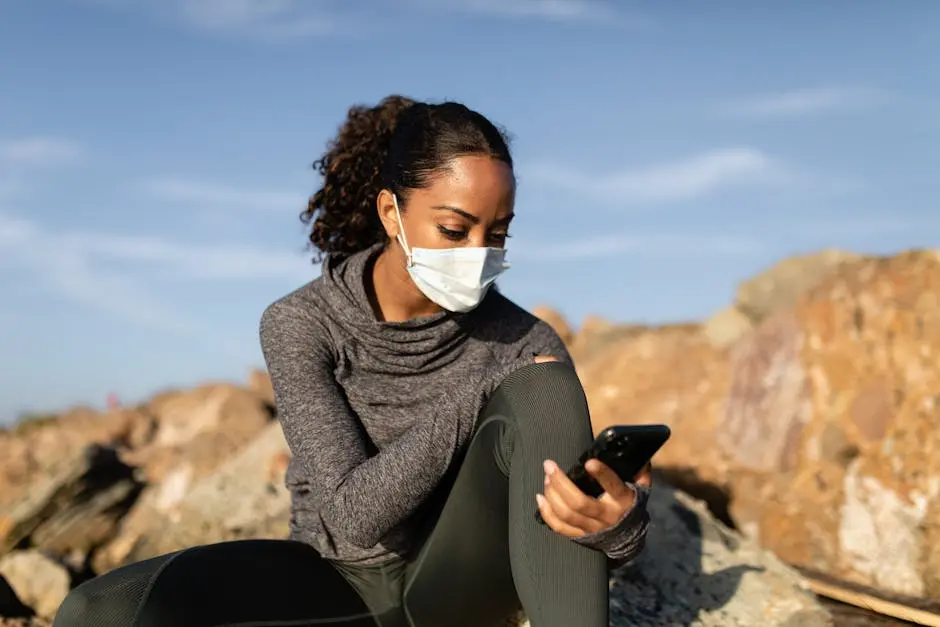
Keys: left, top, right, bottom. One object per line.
{"left": 260, "top": 302, "right": 487, "bottom": 549}
{"left": 572, "top": 484, "right": 651, "bottom": 565}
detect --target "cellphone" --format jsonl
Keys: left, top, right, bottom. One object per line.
{"left": 536, "top": 424, "right": 671, "bottom": 524}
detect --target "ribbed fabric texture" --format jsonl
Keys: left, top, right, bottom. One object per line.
{"left": 497, "top": 361, "right": 611, "bottom": 627}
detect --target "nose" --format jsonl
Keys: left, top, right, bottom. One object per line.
{"left": 468, "top": 228, "right": 488, "bottom": 248}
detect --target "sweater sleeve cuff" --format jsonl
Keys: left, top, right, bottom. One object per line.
{"left": 572, "top": 484, "right": 651, "bottom": 564}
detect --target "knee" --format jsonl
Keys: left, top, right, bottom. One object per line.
{"left": 500, "top": 359, "right": 584, "bottom": 404}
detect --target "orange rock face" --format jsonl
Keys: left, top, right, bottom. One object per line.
{"left": 578, "top": 251, "right": 940, "bottom": 601}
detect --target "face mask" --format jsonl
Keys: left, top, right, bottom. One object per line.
{"left": 393, "top": 194, "right": 510, "bottom": 313}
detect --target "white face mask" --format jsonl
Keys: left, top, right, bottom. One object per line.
{"left": 393, "top": 194, "right": 509, "bottom": 313}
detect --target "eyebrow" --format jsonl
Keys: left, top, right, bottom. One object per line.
{"left": 431, "top": 205, "right": 515, "bottom": 225}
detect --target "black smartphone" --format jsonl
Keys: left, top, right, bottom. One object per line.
{"left": 536, "top": 424, "right": 671, "bottom": 524}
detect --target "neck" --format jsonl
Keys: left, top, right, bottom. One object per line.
{"left": 370, "top": 245, "right": 443, "bottom": 322}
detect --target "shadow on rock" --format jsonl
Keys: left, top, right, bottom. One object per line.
{"left": 607, "top": 473, "right": 831, "bottom": 627}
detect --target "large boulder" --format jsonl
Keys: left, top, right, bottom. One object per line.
{"left": 725, "top": 251, "right": 940, "bottom": 600}
{"left": 579, "top": 250, "right": 940, "bottom": 604}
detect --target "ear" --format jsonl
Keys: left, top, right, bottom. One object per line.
{"left": 376, "top": 189, "right": 400, "bottom": 240}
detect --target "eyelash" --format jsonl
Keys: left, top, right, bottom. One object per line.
{"left": 437, "top": 226, "right": 511, "bottom": 243}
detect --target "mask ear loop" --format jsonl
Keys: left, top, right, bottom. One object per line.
{"left": 392, "top": 194, "right": 414, "bottom": 267}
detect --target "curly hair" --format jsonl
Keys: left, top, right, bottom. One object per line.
{"left": 301, "top": 95, "right": 513, "bottom": 261}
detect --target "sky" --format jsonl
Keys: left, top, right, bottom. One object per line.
{"left": 1, "top": 0, "right": 938, "bottom": 421}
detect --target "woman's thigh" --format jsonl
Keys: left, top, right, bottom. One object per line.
{"left": 402, "top": 415, "right": 519, "bottom": 627}
{"left": 53, "top": 539, "right": 377, "bottom": 627}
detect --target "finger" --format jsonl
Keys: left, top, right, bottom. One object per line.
{"left": 544, "top": 481, "right": 606, "bottom": 534}
{"left": 634, "top": 462, "right": 653, "bottom": 488}
{"left": 584, "top": 459, "right": 631, "bottom": 498}
{"left": 534, "top": 355, "right": 561, "bottom": 364}
{"left": 536, "top": 493, "right": 588, "bottom": 538}
{"left": 545, "top": 461, "right": 605, "bottom": 518}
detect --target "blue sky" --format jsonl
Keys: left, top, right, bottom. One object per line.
{"left": 1, "top": 1, "right": 938, "bottom": 421}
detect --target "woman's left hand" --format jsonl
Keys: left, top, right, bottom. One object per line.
{"left": 536, "top": 459, "right": 653, "bottom": 537}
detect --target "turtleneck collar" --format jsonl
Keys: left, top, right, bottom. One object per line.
{"left": 318, "top": 243, "right": 477, "bottom": 368}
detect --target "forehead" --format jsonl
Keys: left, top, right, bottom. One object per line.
{"left": 419, "top": 156, "right": 515, "bottom": 207}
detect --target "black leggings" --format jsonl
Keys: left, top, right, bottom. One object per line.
{"left": 53, "top": 362, "right": 609, "bottom": 627}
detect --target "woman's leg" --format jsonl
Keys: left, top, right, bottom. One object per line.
{"left": 53, "top": 539, "right": 380, "bottom": 627}
{"left": 403, "top": 361, "right": 608, "bottom": 627}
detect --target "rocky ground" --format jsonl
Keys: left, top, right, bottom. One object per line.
{"left": 4, "top": 248, "right": 940, "bottom": 625}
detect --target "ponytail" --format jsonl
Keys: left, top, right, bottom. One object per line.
{"left": 302, "top": 95, "right": 416, "bottom": 260}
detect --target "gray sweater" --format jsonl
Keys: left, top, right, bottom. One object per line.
{"left": 260, "top": 244, "right": 649, "bottom": 565}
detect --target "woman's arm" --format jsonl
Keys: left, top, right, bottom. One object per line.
{"left": 260, "top": 302, "right": 484, "bottom": 549}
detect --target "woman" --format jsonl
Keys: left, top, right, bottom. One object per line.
{"left": 53, "top": 96, "right": 653, "bottom": 627}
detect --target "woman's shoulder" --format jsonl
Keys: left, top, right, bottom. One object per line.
{"left": 474, "top": 291, "right": 569, "bottom": 358}
{"left": 259, "top": 278, "right": 331, "bottom": 347}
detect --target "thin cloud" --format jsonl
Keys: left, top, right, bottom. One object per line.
{"left": 720, "top": 86, "right": 889, "bottom": 119}
{"left": 440, "top": 0, "right": 651, "bottom": 26}
{"left": 59, "top": 230, "right": 314, "bottom": 281}
{"left": 84, "top": 0, "right": 347, "bottom": 40}
{"left": 514, "top": 231, "right": 762, "bottom": 260}
{"left": 0, "top": 137, "right": 83, "bottom": 169}
{"left": 143, "top": 178, "right": 307, "bottom": 212}
{"left": 175, "top": 0, "right": 341, "bottom": 39}
{"left": 0, "top": 214, "right": 196, "bottom": 334}
{"left": 0, "top": 212, "right": 313, "bottom": 334}
{"left": 525, "top": 147, "right": 779, "bottom": 206}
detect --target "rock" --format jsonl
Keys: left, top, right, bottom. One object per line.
{"left": 735, "top": 249, "right": 863, "bottom": 323}
{"left": 718, "top": 309, "right": 812, "bottom": 475}
{"left": 702, "top": 306, "right": 754, "bottom": 349}
{"left": 512, "top": 482, "right": 832, "bottom": 626}
{"left": 576, "top": 251, "right": 940, "bottom": 605}
{"left": 0, "top": 574, "right": 34, "bottom": 620}
{"left": 91, "top": 387, "right": 276, "bottom": 574}
{"left": 123, "top": 384, "right": 273, "bottom": 483}
{"left": 531, "top": 306, "right": 574, "bottom": 346}
{"left": 0, "top": 551, "right": 69, "bottom": 619}
{"left": 578, "top": 324, "right": 734, "bottom": 491}
{"left": 94, "top": 422, "right": 290, "bottom": 572}
{"left": 247, "top": 368, "right": 275, "bottom": 407}
{"left": 0, "top": 445, "right": 142, "bottom": 558}
{"left": 0, "top": 408, "right": 153, "bottom": 513}
{"left": 724, "top": 251, "right": 940, "bottom": 600}
{"left": 143, "top": 383, "right": 271, "bottom": 452}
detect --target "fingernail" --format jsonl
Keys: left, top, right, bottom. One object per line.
{"left": 535, "top": 494, "right": 546, "bottom": 507}
{"left": 543, "top": 460, "right": 555, "bottom": 474}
